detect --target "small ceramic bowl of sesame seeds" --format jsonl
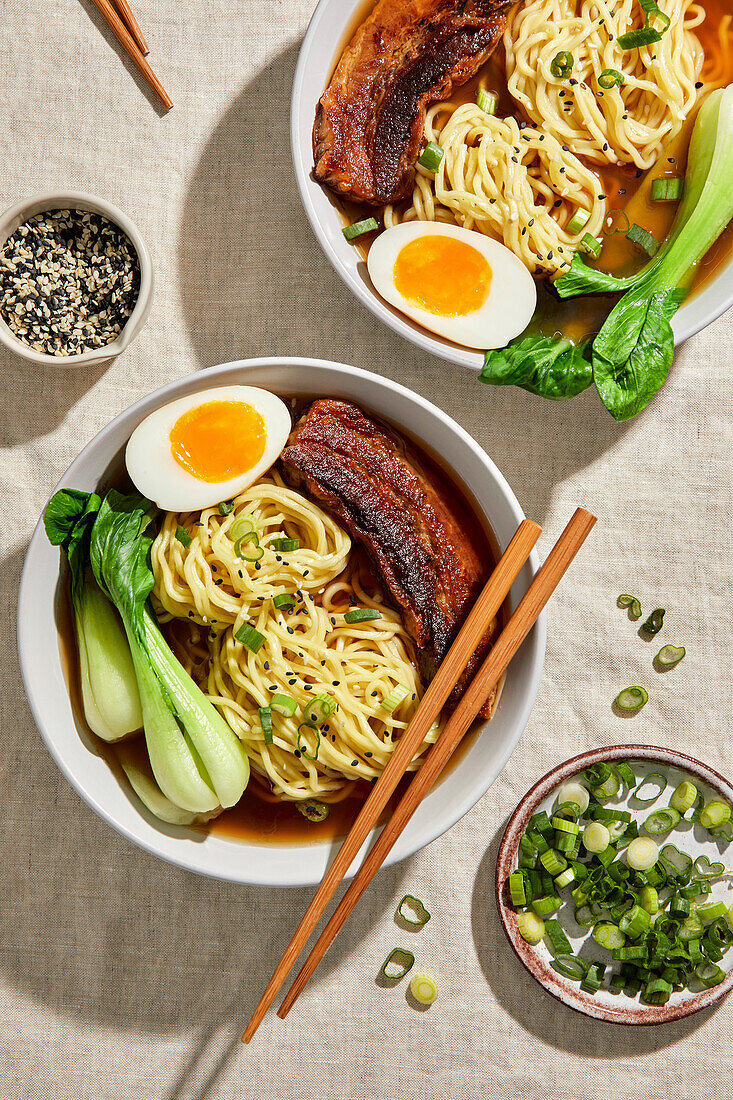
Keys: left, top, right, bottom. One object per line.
{"left": 0, "top": 191, "right": 153, "bottom": 367}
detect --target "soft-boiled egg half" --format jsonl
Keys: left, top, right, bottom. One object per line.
{"left": 367, "top": 222, "right": 536, "bottom": 350}
{"left": 125, "top": 386, "right": 291, "bottom": 512}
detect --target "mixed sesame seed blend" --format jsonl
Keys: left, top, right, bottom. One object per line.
{"left": 0, "top": 209, "right": 140, "bottom": 356}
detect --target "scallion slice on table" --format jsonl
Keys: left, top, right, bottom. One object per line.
{"left": 418, "top": 141, "right": 444, "bottom": 172}
{"left": 651, "top": 177, "right": 684, "bottom": 202}
{"left": 615, "top": 686, "right": 648, "bottom": 712}
{"left": 656, "top": 644, "right": 686, "bottom": 667}
{"left": 699, "top": 800, "right": 732, "bottom": 830}
{"left": 671, "top": 780, "right": 698, "bottom": 813}
{"left": 517, "top": 911, "right": 545, "bottom": 944}
{"left": 550, "top": 50, "right": 573, "bottom": 78}
{"left": 258, "top": 705, "right": 273, "bottom": 744}
{"left": 296, "top": 799, "right": 329, "bottom": 823}
{"left": 396, "top": 895, "right": 431, "bottom": 928}
{"left": 626, "top": 223, "right": 660, "bottom": 257}
{"left": 344, "top": 608, "right": 382, "bottom": 624}
{"left": 567, "top": 208, "right": 590, "bottom": 234}
{"left": 271, "top": 693, "right": 297, "bottom": 716}
{"left": 598, "top": 68, "right": 624, "bottom": 89}
{"left": 380, "top": 948, "right": 415, "bottom": 981}
{"left": 342, "top": 218, "right": 379, "bottom": 242}
{"left": 235, "top": 622, "right": 266, "bottom": 652}
{"left": 644, "top": 808, "right": 681, "bottom": 834}
{"left": 626, "top": 837, "right": 659, "bottom": 871}
{"left": 617, "top": 593, "right": 642, "bottom": 618}
{"left": 641, "top": 608, "right": 665, "bottom": 635}
{"left": 477, "top": 87, "right": 498, "bottom": 115}
{"left": 409, "top": 973, "right": 438, "bottom": 1005}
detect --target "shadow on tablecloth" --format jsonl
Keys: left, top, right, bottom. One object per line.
{"left": 177, "top": 43, "right": 635, "bottom": 531}
{"left": 471, "top": 815, "right": 719, "bottom": 1057}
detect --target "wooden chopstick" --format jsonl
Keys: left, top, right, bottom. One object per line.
{"left": 242, "top": 518, "right": 542, "bottom": 1043}
{"left": 88, "top": 0, "right": 172, "bottom": 110}
{"left": 112, "top": 0, "right": 150, "bottom": 55}
{"left": 276, "top": 507, "right": 596, "bottom": 1021}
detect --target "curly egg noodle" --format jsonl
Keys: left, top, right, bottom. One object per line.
{"left": 386, "top": 103, "right": 607, "bottom": 275}
{"left": 151, "top": 473, "right": 443, "bottom": 802}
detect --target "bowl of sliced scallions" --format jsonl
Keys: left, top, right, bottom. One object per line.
{"left": 496, "top": 746, "right": 733, "bottom": 1024}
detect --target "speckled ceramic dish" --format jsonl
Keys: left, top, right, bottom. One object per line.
{"left": 496, "top": 745, "right": 733, "bottom": 1024}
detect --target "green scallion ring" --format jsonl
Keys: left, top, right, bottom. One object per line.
{"left": 218, "top": 500, "right": 235, "bottom": 515}
{"left": 617, "top": 593, "right": 642, "bottom": 618}
{"left": 344, "top": 608, "right": 382, "bottom": 624}
{"left": 633, "top": 772, "right": 667, "bottom": 803}
{"left": 617, "top": 26, "right": 663, "bottom": 50}
{"left": 549, "top": 50, "right": 573, "bottom": 78}
{"left": 599, "top": 68, "right": 624, "bottom": 89}
{"left": 258, "top": 705, "right": 273, "bottom": 745}
{"left": 296, "top": 798, "right": 329, "bottom": 823}
{"left": 271, "top": 537, "right": 300, "bottom": 552}
{"left": 272, "top": 593, "right": 295, "bottom": 610}
{"left": 409, "top": 972, "right": 439, "bottom": 1004}
{"left": 641, "top": 607, "right": 665, "bottom": 634}
{"left": 396, "top": 894, "right": 431, "bottom": 928}
{"left": 656, "top": 644, "right": 686, "bottom": 668}
{"left": 235, "top": 622, "right": 266, "bottom": 652}
{"left": 175, "top": 525, "right": 192, "bottom": 548}
{"left": 343, "top": 218, "right": 379, "bottom": 242}
{"left": 418, "top": 141, "right": 444, "bottom": 173}
{"left": 615, "top": 686, "right": 649, "bottom": 713}
{"left": 551, "top": 954, "right": 588, "bottom": 980}
{"left": 379, "top": 948, "right": 415, "bottom": 981}
{"left": 643, "top": 808, "right": 681, "bottom": 834}
{"left": 297, "top": 723, "right": 321, "bottom": 761}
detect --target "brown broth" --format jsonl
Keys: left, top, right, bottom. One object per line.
{"left": 335, "top": 0, "right": 733, "bottom": 341}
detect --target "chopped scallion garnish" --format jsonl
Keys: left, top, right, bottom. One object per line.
{"left": 382, "top": 683, "right": 410, "bottom": 714}
{"left": 342, "top": 218, "right": 379, "bottom": 241}
{"left": 409, "top": 972, "right": 438, "bottom": 1005}
{"left": 258, "top": 705, "right": 273, "bottom": 745}
{"left": 643, "top": 808, "right": 681, "bottom": 834}
{"left": 271, "top": 537, "right": 300, "bottom": 552}
{"left": 626, "top": 223, "right": 660, "bottom": 257}
{"left": 567, "top": 207, "right": 590, "bottom": 234}
{"left": 656, "top": 644, "right": 685, "bottom": 667}
{"left": 615, "top": 686, "right": 648, "bottom": 713}
{"left": 517, "top": 911, "right": 544, "bottom": 944}
{"left": 175, "top": 525, "right": 192, "bottom": 548}
{"left": 549, "top": 50, "right": 573, "bottom": 79}
{"left": 396, "top": 894, "right": 431, "bottom": 927}
{"left": 344, "top": 608, "right": 382, "bottom": 624}
{"left": 476, "top": 87, "right": 498, "bottom": 115}
{"left": 651, "top": 177, "right": 684, "bottom": 202}
{"left": 617, "top": 26, "right": 663, "bottom": 50}
{"left": 670, "top": 779, "right": 697, "bottom": 813}
{"left": 304, "top": 693, "right": 337, "bottom": 727}
{"left": 379, "top": 948, "right": 414, "bottom": 981}
{"left": 235, "top": 622, "right": 266, "bottom": 652}
{"left": 617, "top": 593, "right": 642, "bottom": 619}
{"left": 626, "top": 836, "right": 659, "bottom": 871}
{"left": 598, "top": 68, "right": 624, "bottom": 89}
{"left": 272, "top": 593, "right": 295, "bottom": 610}
{"left": 296, "top": 799, "right": 329, "bottom": 823}
{"left": 418, "top": 141, "right": 444, "bottom": 172}
{"left": 297, "top": 723, "right": 321, "bottom": 761}
{"left": 580, "top": 232, "right": 602, "bottom": 258}
{"left": 271, "top": 693, "right": 297, "bottom": 716}
{"left": 633, "top": 772, "right": 667, "bottom": 804}
{"left": 218, "top": 500, "right": 235, "bottom": 515}
{"left": 699, "top": 800, "right": 732, "bottom": 831}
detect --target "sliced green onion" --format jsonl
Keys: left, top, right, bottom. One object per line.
{"left": 396, "top": 894, "right": 431, "bottom": 927}
{"left": 696, "top": 901, "right": 729, "bottom": 923}
{"left": 476, "top": 87, "right": 498, "bottom": 115}
{"left": 297, "top": 723, "right": 321, "bottom": 761}
{"left": 640, "top": 885, "right": 659, "bottom": 914}
{"left": 592, "top": 807, "right": 630, "bottom": 823}
{"left": 540, "top": 849, "right": 568, "bottom": 876}
{"left": 304, "top": 693, "right": 337, "bottom": 727}
{"left": 593, "top": 770, "right": 621, "bottom": 801}
{"left": 580, "top": 232, "right": 602, "bottom": 258}
{"left": 271, "top": 693, "right": 297, "bottom": 717}
{"left": 669, "top": 895, "right": 690, "bottom": 918}
{"left": 607, "top": 819, "right": 629, "bottom": 841}
{"left": 626, "top": 223, "right": 660, "bottom": 257}
{"left": 382, "top": 684, "right": 409, "bottom": 714}
{"left": 615, "top": 686, "right": 648, "bottom": 713}
{"left": 679, "top": 913, "right": 704, "bottom": 941}
{"left": 695, "top": 962, "right": 726, "bottom": 988}
{"left": 575, "top": 904, "right": 595, "bottom": 927}
{"left": 409, "top": 973, "right": 438, "bottom": 1004}
{"left": 583, "top": 822, "right": 610, "bottom": 853}
{"left": 343, "top": 218, "right": 379, "bottom": 241}
{"left": 699, "top": 800, "right": 732, "bottom": 830}
{"left": 609, "top": 972, "right": 626, "bottom": 993}
{"left": 550, "top": 50, "right": 574, "bottom": 78}
{"left": 643, "top": 978, "right": 672, "bottom": 1005}
{"left": 634, "top": 773, "right": 667, "bottom": 804}
{"left": 593, "top": 922, "right": 626, "bottom": 950}
{"left": 544, "top": 918, "right": 573, "bottom": 956}
{"left": 584, "top": 762, "right": 612, "bottom": 787}
{"left": 641, "top": 607, "right": 665, "bottom": 634}
{"left": 418, "top": 141, "right": 444, "bottom": 172}
{"left": 532, "top": 894, "right": 562, "bottom": 917}
{"left": 235, "top": 532, "right": 264, "bottom": 562}
{"left": 175, "top": 525, "right": 192, "bottom": 548}
{"left": 619, "top": 904, "right": 652, "bottom": 939}
{"left": 344, "top": 608, "right": 382, "bottom": 624}
{"left": 272, "top": 593, "right": 295, "bottom": 610}
{"left": 517, "top": 910, "right": 545, "bottom": 945}
{"left": 230, "top": 515, "right": 257, "bottom": 541}
{"left": 552, "top": 816, "right": 580, "bottom": 835}
{"left": 656, "top": 644, "right": 686, "bottom": 668}
{"left": 295, "top": 798, "right": 329, "bottom": 823}
{"left": 617, "top": 27, "right": 663, "bottom": 50}
{"left": 380, "top": 948, "right": 414, "bottom": 981}
{"left": 556, "top": 832, "right": 579, "bottom": 855}
{"left": 659, "top": 844, "right": 692, "bottom": 879}
{"left": 555, "top": 781, "right": 590, "bottom": 814}
{"left": 271, "top": 537, "right": 300, "bottom": 552}
{"left": 509, "top": 872, "right": 527, "bottom": 906}
{"left": 218, "top": 500, "right": 235, "bottom": 515}
{"left": 644, "top": 808, "right": 681, "bottom": 834}
{"left": 520, "top": 833, "right": 540, "bottom": 865}
{"left": 617, "top": 593, "right": 642, "bottom": 618}
{"left": 258, "top": 705, "right": 273, "bottom": 744}
{"left": 529, "top": 811, "right": 554, "bottom": 836}
{"left": 651, "top": 177, "right": 684, "bottom": 202}
{"left": 671, "top": 780, "right": 697, "bottom": 813}
{"left": 640, "top": 0, "right": 671, "bottom": 32}
{"left": 616, "top": 762, "right": 637, "bottom": 790}
{"left": 235, "top": 622, "right": 266, "bottom": 652}
{"left": 567, "top": 208, "right": 590, "bottom": 234}
{"left": 627, "top": 837, "right": 659, "bottom": 871}
{"left": 551, "top": 954, "right": 588, "bottom": 980}
{"left": 599, "top": 68, "right": 624, "bottom": 89}
{"left": 555, "top": 867, "right": 575, "bottom": 889}
{"left": 693, "top": 855, "right": 725, "bottom": 878}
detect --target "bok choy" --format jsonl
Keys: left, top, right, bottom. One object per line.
{"left": 480, "top": 84, "right": 733, "bottom": 421}
{"left": 45, "top": 489, "right": 143, "bottom": 742}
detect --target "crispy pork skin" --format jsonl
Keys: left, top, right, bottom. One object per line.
{"left": 313, "top": 0, "right": 512, "bottom": 205}
{"left": 280, "top": 399, "right": 498, "bottom": 712}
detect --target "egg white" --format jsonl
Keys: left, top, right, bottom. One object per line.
{"left": 366, "top": 222, "right": 537, "bottom": 350}
{"left": 125, "top": 385, "right": 291, "bottom": 512}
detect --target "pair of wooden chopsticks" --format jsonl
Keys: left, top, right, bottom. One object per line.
{"left": 243, "top": 507, "right": 596, "bottom": 1042}
{"left": 87, "top": 0, "right": 172, "bottom": 110}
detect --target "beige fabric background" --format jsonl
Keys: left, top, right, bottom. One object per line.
{"left": 1, "top": 1, "right": 731, "bottom": 1097}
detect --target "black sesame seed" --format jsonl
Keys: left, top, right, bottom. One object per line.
{"left": 351, "top": 760, "right": 358, "bottom": 767}
{"left": 364, "top": 752, "right": 373, "bottom": 758}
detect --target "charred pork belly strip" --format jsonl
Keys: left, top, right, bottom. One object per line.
{"left": 313, "top": 0, "right": 512, "bottom": 206}
{"left": 280, "top": 399, "right": 498, "bottom": 713}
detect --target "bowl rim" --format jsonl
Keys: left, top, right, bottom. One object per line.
{"left": 0, "top": 190, "right": 154, "bottom": 367}
{"left": 290, "top": 0, "right": 733, "bottom": 369}
{"left": 18, "top": 355, "right": 547, "bottom": 886}
{"left": 495, "top": 743, "right": 733, "bottom": 1025}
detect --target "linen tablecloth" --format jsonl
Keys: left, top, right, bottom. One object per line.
{"left": 1, "top": 2, "right": 731, "bottom": 1096}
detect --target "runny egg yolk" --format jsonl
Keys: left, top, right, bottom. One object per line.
{"left": 392, "top": 235, "right": 492, "bottom": 317}
{"left": 169, "top": 401, "right": 266, "bottom": 483}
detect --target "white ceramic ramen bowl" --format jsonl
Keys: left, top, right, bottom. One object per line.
{"left": 291, "top": 0, "right": 733, "bottom": 370}
{"left": 18, "top": 357, "right": 545, "bottom": 887}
